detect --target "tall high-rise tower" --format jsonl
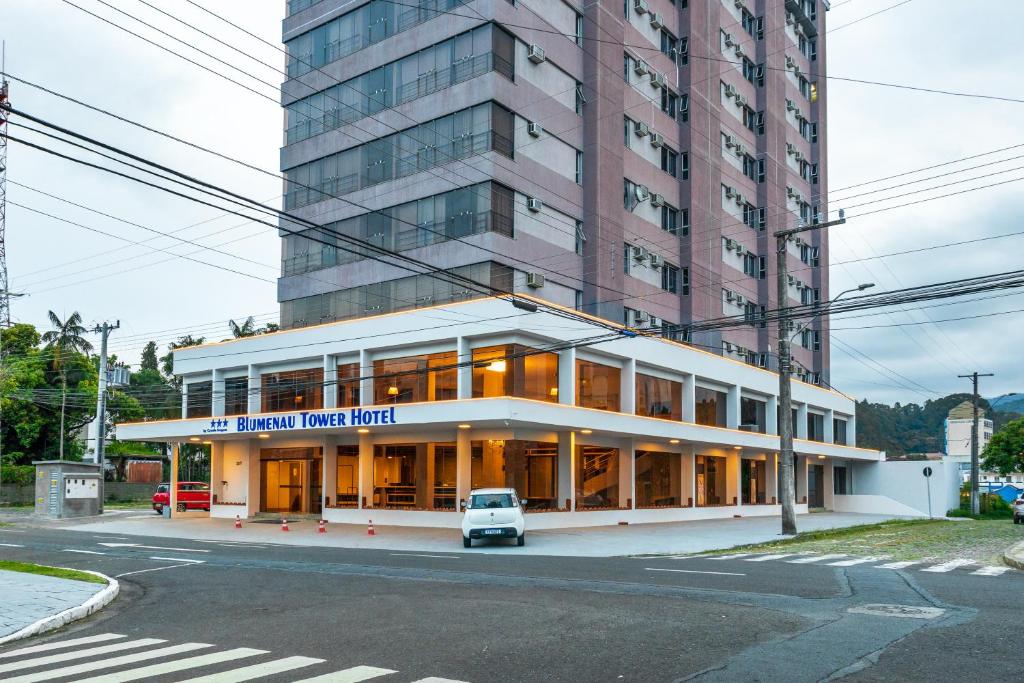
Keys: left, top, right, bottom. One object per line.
{"left": 278, "top": 0, "right": 829, "bottom": 383}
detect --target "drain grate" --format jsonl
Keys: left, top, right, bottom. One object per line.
{"left": 847, "top": 604, "right": 945, "bottom": 619}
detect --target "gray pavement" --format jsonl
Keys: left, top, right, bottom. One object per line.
{"left": 0, "top": 569, "right": 101, "bottom": 638}
{"left": 56, "top": 511, "right": 910, "bottom": 556}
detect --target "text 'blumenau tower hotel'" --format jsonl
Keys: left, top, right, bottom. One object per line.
{"left": 279, "top": 0, "right": 829, "bottom": 383}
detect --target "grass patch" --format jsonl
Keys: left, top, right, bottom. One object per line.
{"left": 103, "top": 502, "right": 151, "bottom": 509}
{"left": 706, "top": 518, "right": 1024, "bottom": 565}
{"left": 0, "top": 560, "right": 107, "bottom": 585}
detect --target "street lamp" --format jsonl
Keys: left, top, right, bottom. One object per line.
{"left": 790, "top": 283, "right": 875, "bottom": 342}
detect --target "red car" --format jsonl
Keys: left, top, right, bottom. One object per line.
{"left": 152, "top": 482, "right": 211, "bottom": 514}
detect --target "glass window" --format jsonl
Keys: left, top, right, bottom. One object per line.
{"left": 433, "top": 443, "right": 457, "bottom": 509}
{"left": 576, "top": 359, "right": 621, "bottom": 411}
{"left": 696, "top": 454, "right": 727, "bottom": 506}
{"left": 224, "top": 377, "right": 248, "bottom": 416}
{"left": 337, "top": 362, "right": 361, "bottom": 408}
{"left": 834, "top": 418, "right": 848, "bottom": 445}
{"left": 470, "top": 440, "right": 559, "bottom": 510}
{"left": 374, "top": 351, "right": 456, "bottom": 404}
{"left": 741, "top": 459, "right": 767, "bottom": 504}
{"left": 635, "top": 373, "right": 681, "bottom": 420}
{"left": 472, "top": 344, "right": 559, "bottom": 402}
{"left": 186, "top": 381, "right": 212, "bottom": 419}
{"left": 575, "top": 446, "right": 619, "bottom": 509}
{"left": 695, "top": 387, "right": 727, "bottom": 427}
{"left": 373, "top": 444, "right": 424, "bottom": 508}
{"left": 336, "top": 445, "right": 359, "bottom": 507}
{"left": 261, "top": 369, "right": 324, "bottom": 413}
{"left": 636, "top": 451, "right": 681, "bottom": 507}
{"left": 468, "top": 492, "right": 516, "bottom": 508}
{"left": 740, "top": 397, "right": 767, "bottom": 433}
{"left": 807, "top": 413, "right": 825, "bottom": 441}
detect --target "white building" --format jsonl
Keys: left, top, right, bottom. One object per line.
{"left": 944, "top": 401, "right": 996, "bottom": 483}
{"left": 116, "top": 297, "right": 947, "bottom": 528}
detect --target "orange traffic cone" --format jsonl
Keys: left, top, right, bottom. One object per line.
{"left": 234, "top": 515, "right": 242, "bottom": 529}
{"left": 318, "top": 519, "right": 326, "bottom": 534}
{"left": 367, "top": 519, "right": 375, "bottom": 536}
{"left": 281, "top": 518, "right": 289, "bottom": 532}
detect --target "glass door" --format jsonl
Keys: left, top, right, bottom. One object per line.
{"left": 261, "top": 460, "right": 303, "bottom": 514}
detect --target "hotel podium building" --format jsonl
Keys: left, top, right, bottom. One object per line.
{"left": 278, "top": 0, "right": 834, "bottom": 385}
{"left": 116, "top": 298, "right": 882, "bottom": 528}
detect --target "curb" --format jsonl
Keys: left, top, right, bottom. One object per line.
{"left": 0, "top": 569, "right": 119, "bottom": 646}
{"left": 1003, "top": 541, "right": 1024, "bottom": 571}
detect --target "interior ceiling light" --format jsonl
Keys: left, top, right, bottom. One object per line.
{"left": 387, "top": 386, "right": 399, "bottom": 396}
{"left": 487, "top": 360, "right": 507, "bottom": 373}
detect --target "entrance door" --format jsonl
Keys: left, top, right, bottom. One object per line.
{"left": 261, "top": 460, "right": 303, "bottom": 514}
{"left": 808, "top": 464, "right": 825, "bottom": 508}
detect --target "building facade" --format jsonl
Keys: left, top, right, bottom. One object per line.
{"left": 943, "top": 400, "right": 997, "bottom": 484}
{"left": 116, "top": 297, "right": 882, "bottom": 528}
{"left": 278, "top": 0, "right": 831, "bottom": 384}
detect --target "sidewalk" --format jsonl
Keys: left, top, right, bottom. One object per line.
{"left": 1004, "top": 540, "right": 1024, "bottom": 570}
{"left": 0, "top": 567, "right": 118, "bottom": 644}
{"left": 61, "top": 512, "right": 909, "bottom": 557}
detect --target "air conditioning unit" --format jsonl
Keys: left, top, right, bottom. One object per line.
{"left": 634, "top": 120, "right": 651, "bottom": 137}
{"left": 734, "top": 193, "right": 745, "bottom": 206}
{"left": 527, "top": 121, "right": 542, "bottom": 137}
{"left": 786, "top": 142, "right": 797, "bottom": 155}
{"left": 649, "top": 131, "right": 665, "bottom": 147}
{"left": 633, "top": 0, "right": 649, "bottom": 14}
{"left": 724, "top": 83, "right": 738, "bottom": 98}
{"left": 734, "top": 45, "right": 745, "bottom": 59}
{"left": 723, "top": 134, "right": 736, "bottom": 148}
{"left": 785, "top": 55, "right": 797, "bottom": 70}
{"left": 649, "top": 253, "right": 664, "bottom": 268}
{"left": 650, "top": 12, "right": 664, "bottom": 29}
{"left": 724, "top": 341, "right": 735, "bottom": 353}
{"left": 787, "top": 274, "right": 796, "bottom": 286}
{"left": 635, "top": 309, "right": 650, "bottom": 324}
{"left": 794, "top": 151, "right": 804, "bottom": 162}
{"left": 650, "top": 192, "right": 665, "bottom": 207}
{"left": 734, "top": 143, "right": 746, "bottom": 157}
{"left": 724, "top": 184, "right": 736, "bottom": 198}
{"left": 735, "top": 294, "right": 746, "bottom": 305}
{"left": 647, "top": 316, "right": 662, "bottom": 328}
{"left": 734, "top": 0, "right": 745, "bottom": 9}
{"left": 634, "top": 59, "right": 649, "bottom": 76}
{"left": 735, "top": 94, "right": 748, "bottom": 108}
{"left": 528, "top": 44, "right": 547, "bottom": 64}
{"left": 650, "top": 71, "right": 667, "bottom": 88}
{"left": 786, "top": 186, "right": 796, "bottom": 198}
{"left": 634, "top": 184, "right": 650, "bottom": 202}
{"left": 632, "top": 245, "right": 649, "bottom": 261}
{"left": 786, "top": 98, "right": 797, "bottom": 111}
{"left": 526, "top": 272, "right": 545, "bottom": 288}
{"left": 723, "top": 32, "right": 736, "bottom": 48}
{"left": 527, "top": 196, "right": 543, "bottom": 212}
{"left": 786, "top": 12, "right": 796, "bottom": 26}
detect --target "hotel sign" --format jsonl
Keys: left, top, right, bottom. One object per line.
{"left": 201, "top": 407, "right": 398, "bottom": 435}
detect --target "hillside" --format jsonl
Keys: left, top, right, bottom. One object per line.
{"left": 988, "top": 393, "right": 1024, "bottom": 415}
{"left": 855, "top": 393, "right": 1022, "bottom": 456}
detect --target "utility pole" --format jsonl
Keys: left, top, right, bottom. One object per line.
{"left": 958, "top": 371, "right": 993, "bottom": 516}
{"left": 775, "top": 213, "right": 845, "bottom": 535}
{"left": 91, "top": 321, "right": 120, "bottom": 478}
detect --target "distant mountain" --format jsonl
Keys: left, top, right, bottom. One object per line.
{"left": 856, "top": 393, "right": 1023, "bottom": 456}
{"left": 988, "top": 393, "right": 1024, "bottom": 414}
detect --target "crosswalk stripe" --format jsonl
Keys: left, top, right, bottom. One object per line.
{"left": 291, "top": 665, "right": 398, "bottom": 682}
{"left": 0, "top": 638, "right": 165, "bottom": 674}
{"left": 177, "top": 656, "right": 325, "bottom": 682}
{"left": 875, "top": 561, "right": 919, "bottom": 570}
{"left": 410, "top": 678, "right": 471, "bottom": 683}
{"left": 922, "top": 559, "right": 975, "bottom": 573}
{"left": 744, "top": 553, "right": 798, "bottom": 562}
{"left": 70, "top": 648, "right": 268, "bottom": 683}
{"left": 0, "top": 634, "right": 125, "bottom": 660}
{"left": 827, "top": 556, "right": 888, "bottom": 567}
{"left": 704, "top": 553, "right": 752, "bottom": 560}
{"left": 787, "top": 554, "right": 848, "bottom": 564}
{"left": 2, "top": 643, "right": 213, "bottom": 683}
{"left": 971, "top": 566, "right": 1011, "bottom": 577}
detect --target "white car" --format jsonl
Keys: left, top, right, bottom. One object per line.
{"left": 1014, "top": 497, "right": 1024, "bottom": 525}
{"left": 461, "top": 488, "right": 527, "bottom": 547}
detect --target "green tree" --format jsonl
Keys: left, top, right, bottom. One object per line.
{"left": 228, "top": 317, "right": 257, "bottom": 338}
{"left": 982, "top": 417, "right": 1024, "bottom": 474}
{"left": 160, "top": 335, "right": 205, "bottom": 377}
{"left": 40, "top": 311, "right": 93, "bottom": 460}
{"left": 140, "top": 341, "right": 159, "bottom": 372}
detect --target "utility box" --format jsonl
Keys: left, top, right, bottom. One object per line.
{"left": 33, "top": 461, "right": 103, "bottom": 518}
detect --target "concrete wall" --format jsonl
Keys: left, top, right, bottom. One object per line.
{"left": 846, "top": 459, "right": 961, "bottom": 518}
{"left": 2, "top": 482, "right": 158, "bottom": 506}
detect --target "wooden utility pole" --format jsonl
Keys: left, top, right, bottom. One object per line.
{"left": 958, "top": 371, "right": 993, "bottom": 515}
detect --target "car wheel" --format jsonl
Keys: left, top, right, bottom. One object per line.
{"left": 1015, "top": 515, "right": 1021, "bottom": 525}
{"left": 463, "top": 536, "right": 472, "bottom": 548}
{"left": 176, "top": 503, "right": 187, "bottom": 513}
{"left": 517, "top": 532, "right": 525, "bottom": 547}
{"left": 154, "top": 507, "right": 162, "bottom": 515}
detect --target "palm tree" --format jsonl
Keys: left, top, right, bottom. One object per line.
{"left": 228, "top": 317, "right": 257, "bottom": 338}
{"left": 41, "top": 311, "right": 93, "bottom": 460}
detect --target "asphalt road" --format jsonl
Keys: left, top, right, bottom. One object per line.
{"left": 1, "top": 523, "right": 1022, "bottom": 682}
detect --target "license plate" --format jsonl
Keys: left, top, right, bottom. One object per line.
{"left": 483, "top": 529, "right": 502, "bottom": 536}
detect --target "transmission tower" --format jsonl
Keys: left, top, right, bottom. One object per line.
{"left": 0, "top": 43, "right": 9, "bottom": 328}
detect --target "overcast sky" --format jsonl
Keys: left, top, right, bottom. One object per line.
{"left": 2, "top": 0, "right": 1021, "bottom": 406}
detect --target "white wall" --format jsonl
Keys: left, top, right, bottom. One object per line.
{"left": 848, "top": 460, "right": 960, "bottom": 517}
{"left": 514, "top": 115, "right": 579, "bottom": 183}
{"left": 516, "top": 40, "right": 576, "bottom": 112}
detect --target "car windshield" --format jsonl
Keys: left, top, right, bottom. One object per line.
{"left": 470, "top": 493, "right": 514, "bottom": 509}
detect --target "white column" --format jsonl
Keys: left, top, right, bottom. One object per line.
{"left": 558, "top": 431, "right": 575, "bottom": 511}
{"left": 796, "top": 455, "right": 808, "bottom": 504}
{"left": 323, "top": 355, "right": 337, "bottom": 409}
{"left": 180, "top": 384, "right": 188, "bottom": 418}
{"left": 726, "top": 385, "right": 741, "bottom": 429}
{"left": 212, "top": 369, "right": 225, "bottom": 418}
{"left": 358, "top": 433, "right": 373, "bottom": 509}
{"left": 619, "top": 438, "right": 635, "bottom": 509}
{"left": 796, "top": 403, "right": 809, "bottom": 439}
{"left": 456, "top": 428, "right": 472, "bottom": 507}
{"left": 766, "top": 452, "right": 779, "bottom": 505}
{"left": 247, "top": 365, "right": 261, "bottom": 414}
{"left": 558, "top": 347, "right": 576, "bottom": 406}
{"left": 457, "top": 337, "right": 472, "bottom": 400}
{"left": 210, "top": 442, "right": 224, "bottom": 505}
{"left": 726, "top": 450, "right": 741, "bottom": 508}
{"left": 848, "top": 415, "right": 857, "bottom": 447}
{"left": 620, "top": 358, "right": 636, "bottom": 415}
{"left": 823, "top": 459, "right": 835, "bottom": 510}
{"left": 322, "top": 435, "right": 337, "bottom": 510}
{"left": 766, "top": 395, "right": 778, "bottom": 435}
{"left": 682, "top": 374, "right": 696, "bottom": 422}
{"left": 247, "top": 439, "right": 261, "bottom": 517}
{"left": 823, "top": 408, "right": 835, "bottom": 443}
{"left": 359, "top": 349, "right": 373, "bottom": 407}
{"left": 680, "top": 445, "right": 695, "bottom": 507}
{"left": 169, "top": 442, "right": 180, "bottom": 518}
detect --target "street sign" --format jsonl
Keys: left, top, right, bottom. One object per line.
{"left": 922, "top": 466, "right": 933, "bottom": 478}
{"left": 923, "top": 467, "right": 934, "bottom": 518}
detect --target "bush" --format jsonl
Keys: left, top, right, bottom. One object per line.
{"left": 947, "top": 492, "right": 1013, "bottom": 520}
{"left": 0, "top": 465, "right": 36, "bottom": 487}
